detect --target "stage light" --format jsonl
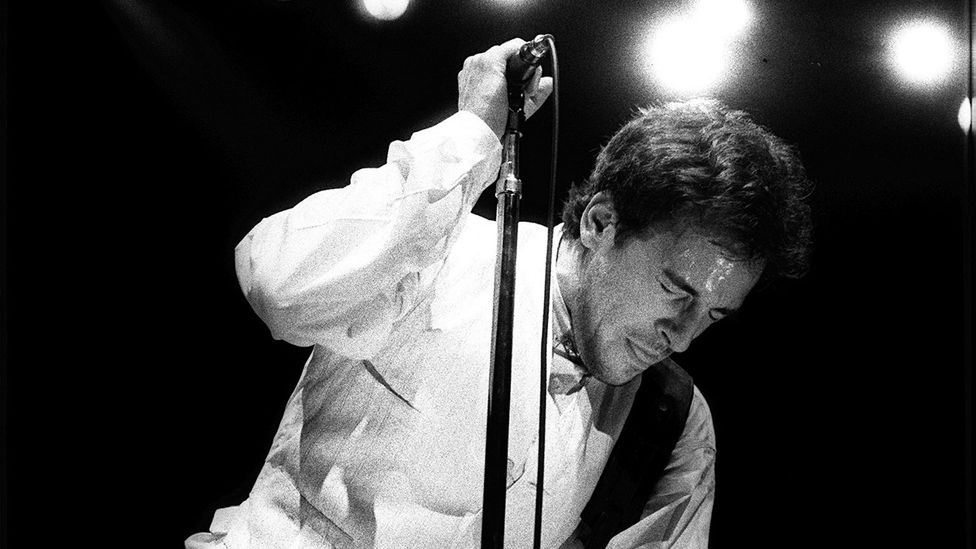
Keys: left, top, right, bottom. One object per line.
{"left": 959, "top": 97, "right": 972, "bottom": 134}
{"left": 889, "top": 20, "right": 954, "bottom": 85}
{"left": 362, "top": 0, "right": 409, "bottom": 21}
{"left": 645, "top": 19, "right": 728, "bottom": 95}
{"left": 641, "top": 1, "right": 752, "bottom": 96}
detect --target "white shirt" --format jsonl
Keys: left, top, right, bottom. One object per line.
{"left": 186, "top": 112, "right": 716, "bottom": 549}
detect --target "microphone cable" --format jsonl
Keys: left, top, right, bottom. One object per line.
{"left": 533, "top": 33, "right": 558, "bottom": 549}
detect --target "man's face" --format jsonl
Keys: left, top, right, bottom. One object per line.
{"left": 574, "top": 219, "right": 763, "bottom": 386}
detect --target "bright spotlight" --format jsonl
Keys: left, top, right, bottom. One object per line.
{"left": 640, "top": 1, "right": 752, "bottom": 96}
{"left": 889, "top": 20, "right": 954, "bottom": 85}
{"left": 646, "top": 19, "right": 728, "bottom": 94}
{"left": 362, "top": 0, "right": 410, "bottom": 21}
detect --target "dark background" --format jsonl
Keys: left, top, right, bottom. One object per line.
{"left": 3, "top": 0, "right": 973, "bottom": 547}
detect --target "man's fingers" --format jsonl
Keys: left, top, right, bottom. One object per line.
{"left": 496, "top": 38, "right": 528, "bottom": 61}
{"left": 479, "top": 38, "right": 527, "bottom": 72}
{"left": 525, "top": 75, "right": 554, "bottom": 119}
{"left": 526, "top": 66, "right": 543, "bottom": 93}
{"left": 456, "top": 37, "right": 541, "bottom": 138}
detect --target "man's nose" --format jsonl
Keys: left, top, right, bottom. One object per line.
{"left": 658, "top": 309, "right": 703, "bottom": 353}
{"left": 662, "top": 320, "right": 695, "bottom": 353}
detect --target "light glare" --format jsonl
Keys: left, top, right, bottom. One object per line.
{"left": 640, "top": 1, "right": 752, "bottom": 96}
{"left": 362, "top": 0, "right": 409, "bottom": 21}
{"left": 647, "top": 20, "right": 727, "bottom": 94}
{"left": 890, "top": 21, "right": 954, "bottom": 85}
{"left": 959, "top": 97, "right": 973, "bottom": 133}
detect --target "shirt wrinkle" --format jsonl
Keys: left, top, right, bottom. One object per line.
{"left": 361, "top": 359, "right": 419, "bottom": 412}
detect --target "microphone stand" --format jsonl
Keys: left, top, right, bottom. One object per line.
{"left": 481, "top": 35, "right": 552, "bottom": 549}
{"left": 481, "top": 77, "right": 529, "bottom": 549}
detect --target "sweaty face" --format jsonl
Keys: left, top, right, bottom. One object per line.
{"left": 573, "top": 224, "right": 763, "bottom": 386}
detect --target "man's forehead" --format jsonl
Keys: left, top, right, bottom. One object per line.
{"left": 644, "top": 222, "right": 752, "bottom": 267}
{"left": 642, "top": 223, "right": 723, "bottom": 257}
{"left": 650, "top": 227, "right": 763, "bottom": 301}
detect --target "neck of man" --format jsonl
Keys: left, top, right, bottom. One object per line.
{"left": 555, "top": 232, "right": 592, "bottom": 354}
{"left": 555, "top": 231, "right": 585, "bottom": 321}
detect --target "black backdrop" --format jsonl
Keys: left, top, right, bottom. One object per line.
{"left": 4, "top": 1, "right": 973, "bottom": 547}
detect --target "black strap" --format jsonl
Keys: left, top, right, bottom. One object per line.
{"left": 578, "top": 357, "right": 694, "bottom": 548}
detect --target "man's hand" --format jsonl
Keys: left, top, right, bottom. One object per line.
{"left": 457, "top": 38, "right": 554, "bottom": 140}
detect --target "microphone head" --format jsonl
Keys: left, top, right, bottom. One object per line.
{"left": 509, "top": 34, "right": 553, "bottom": 86}
{"left": 519, "top": 34, "right": 554, "bottom": 64}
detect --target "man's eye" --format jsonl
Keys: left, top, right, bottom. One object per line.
{"left": 708, "top": 311, "right": 723, "bottom": 322}
{"left": 659, "top": 280, "right": 674, "bottom": 294}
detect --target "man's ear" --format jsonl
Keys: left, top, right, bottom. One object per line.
{"left": 579, "top": 191, "right": 618, "bottom": 250}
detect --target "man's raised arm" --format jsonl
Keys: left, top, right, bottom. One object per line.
{"left": 234, "top": 38, "right": 552, "bottom": 357}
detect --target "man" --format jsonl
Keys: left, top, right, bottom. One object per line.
{"left": 188, "top": 38, "right": 812, "bottom": 549}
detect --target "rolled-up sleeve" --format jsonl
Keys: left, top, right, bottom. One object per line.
{"left": 235, "top": 111, "right": 501, "bottom": 356}
{"left": 607, "top": 386, "right": 716, "bottom": 549}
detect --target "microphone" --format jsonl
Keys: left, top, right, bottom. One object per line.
{"left": 506, "top": 34, "right": 553, "bottom": 88}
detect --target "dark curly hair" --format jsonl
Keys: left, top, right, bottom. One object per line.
{"left": 562, "top": 99, "right": 813, "bottom": 280}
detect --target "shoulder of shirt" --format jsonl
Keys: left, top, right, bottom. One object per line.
{"left": 680, "top": 385, "right": 716, "bottom": 451}
{"left": 459, "top": 214, "right": 555, "bottom": 253}
{"left": 437, "top": 214, "right": 554, "bottom": 291}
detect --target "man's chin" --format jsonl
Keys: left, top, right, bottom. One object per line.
{"left": 590, "top": 357, "right": 669, "bottom": 386}
{"left": 581, "top": 345, "right": 655, "bottom": 386}
{"left": 590, "top": 366, "right": 643, "bottom": 387}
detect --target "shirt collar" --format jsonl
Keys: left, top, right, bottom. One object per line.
{"left": 550, "top": 336, "right": 590, "bottom": 396}
{"left": 548, "top": 240, "right": 590, "bottom": 397}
